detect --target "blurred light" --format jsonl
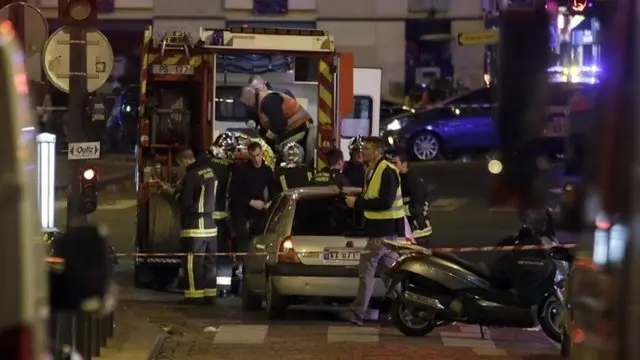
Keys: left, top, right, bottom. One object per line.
{"left": 82, "top": 168, "right": 96, "bottom": 181}
{"left": 488, "top": 160, "right": 503, "bottom": 174}
{"left": 13, "top": 72, "right": 28, "bottom": 94}
{"left": 37, "top": 133, "right": 56, "bottom": 231}
{"left": 386, "top": 119, "right": 401, "bottom": 131}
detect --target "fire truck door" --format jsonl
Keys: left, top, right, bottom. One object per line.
{"left": 340, "top": 68, "right": 382, "bottom": 160}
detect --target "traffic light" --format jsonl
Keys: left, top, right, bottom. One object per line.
{"left": 80, "top": 166, "right": 98, "bottom": 214}
{"left": 58, "top": 0, "right": 97, "bottom": 26}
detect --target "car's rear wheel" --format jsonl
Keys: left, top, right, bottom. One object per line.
{"left": 241, "top": 268, "right": 263, "bottom": 310}
{"left": 266, "top": 276, "right": 288, "bottom": 319}
{"left": 410, "top": 131, "right": 441, "bottom": 161}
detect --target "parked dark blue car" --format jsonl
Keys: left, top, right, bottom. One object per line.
{"left": 382, "top": 83, "right": 594, "bottom": 161}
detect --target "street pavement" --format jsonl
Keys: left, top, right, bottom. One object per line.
{"left": 51, "top": 159, "right": 566, "bottom": 359}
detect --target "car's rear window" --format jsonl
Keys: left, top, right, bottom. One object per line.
{"left": 291, "top": 196, "right": 365, "bottom": 237}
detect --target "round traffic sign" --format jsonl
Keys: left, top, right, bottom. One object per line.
{"left": 42, "top": 27, "right": 114, "bottom": 93}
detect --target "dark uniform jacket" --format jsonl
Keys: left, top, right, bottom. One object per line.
{"left": 312, "top": 167, "right": 350, "bottom": 188}
{"left": 354, "top": 158, "right": 405, "bottom": 238}
{"left": 343, "top": 160, "right": 365, "bottom": 188}
{"left": 400, "top": 171, "right": 430, "bottom": 232}
{"left": 177, "top": 157, "right": 217, "bottom": 235}
{"left": 274, "top": 164, "right": 312, "bottom": 194}
{"left": 228, "top": 161, "right": 276, "bottom": 216}
{"left": 209, "top": 157, "right": 233, "bottom": 220}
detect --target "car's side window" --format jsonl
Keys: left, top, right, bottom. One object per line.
{"left": 341, "top": 95, "right": 373, "bottom": 138}
{"left": 265, "top": 196, "right": 290, "bottom": 233}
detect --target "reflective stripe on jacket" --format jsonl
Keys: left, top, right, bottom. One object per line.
{"left": 362, "top": 160, "right": 405, "bottom": 220}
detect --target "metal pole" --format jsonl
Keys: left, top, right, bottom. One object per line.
{"left": 66, "top": 25, "right": 88, "bottom": 226}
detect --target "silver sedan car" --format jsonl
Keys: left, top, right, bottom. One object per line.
{"left": 241, "top": 187, "right": 392, "bottom": 319}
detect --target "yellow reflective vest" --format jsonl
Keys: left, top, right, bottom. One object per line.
{"left": 362, "top": 160, "right": 405, "bottom": 220}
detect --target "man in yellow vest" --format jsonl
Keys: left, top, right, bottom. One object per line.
{"left": 341, "top": 137, "right": 406, "bottom": 325}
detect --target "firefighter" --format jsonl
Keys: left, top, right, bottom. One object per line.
{"left": 239, "top": 86, "right": 312, "bottom": 164}
{"left": 274, "top": 142, "right": 312, "bottom": 194}
{"left": 343, "top": 136, "right": 366, "bottom": 188}
{"left": 207, "top": 134, "right": 238, "bottom": 296}
{"left": 248, "top": 75, "right": 296, "bottom": 99}
{"left": 311, "top": 148, "right": 350, "bottom": 188}
{"left": 340, "top": 136, "right": 405, "bottom": 325}
{"left": 169, "top": 149, "right": 218, "bottom": 305}
{"left": 391, "top": 153, "right": 433, "bottom": 246}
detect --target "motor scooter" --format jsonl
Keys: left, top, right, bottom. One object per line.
{"left": 384, "top": 209, "right": 572, "bottom": 343}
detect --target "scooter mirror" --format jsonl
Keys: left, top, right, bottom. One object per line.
{"left": 49, "top": 226, "right": 114, "bottom": 312}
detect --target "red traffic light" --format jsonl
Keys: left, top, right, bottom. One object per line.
{"left": 81, "top": 167, "right": 97, "bottom": 182}
{"left": 58, "top": 0, "right": 97, "bottom": 26}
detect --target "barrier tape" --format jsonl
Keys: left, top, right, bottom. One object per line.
{"left": 45, "top": 243, "right": 576, "bottom": 264}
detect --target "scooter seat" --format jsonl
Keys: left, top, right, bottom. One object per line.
{"left": 433, "top": 252, "right": 492, "bottom": 279}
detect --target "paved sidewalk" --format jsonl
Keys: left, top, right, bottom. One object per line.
{"left": 98, "top": 304, "right": 166, "bottom": 360}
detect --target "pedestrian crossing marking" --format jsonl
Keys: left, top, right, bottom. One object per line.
{"left": 430, "top": 198, "right": 468, "bottom": 211}
{"left": 213, "top": 325, "right": 269, "bottom": 344}
{"left": 327, "top": 325, "right": 379, "bottom": 343}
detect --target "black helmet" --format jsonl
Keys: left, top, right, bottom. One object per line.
{"left": 348, "top": 135, "right": 364, "bottom": 153}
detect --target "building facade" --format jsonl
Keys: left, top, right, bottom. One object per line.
{"left": 30, "top": 0, "right": 489, "bottom": 98}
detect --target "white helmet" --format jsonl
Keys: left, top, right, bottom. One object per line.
{"left": 281, "top": 142, "right": 304, "bottom": 165}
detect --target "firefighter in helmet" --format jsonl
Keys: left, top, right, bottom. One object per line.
{"left": 343, "top": 136, "right": 366, "bottom": 188}
{"left": 207, "top": 132, "right": 238, "bottom": 296}
{"left": 311, "top": 148, "right": 350, "bottom": 188}
{"left": 162, "top": 149, "right": 218, "bottom": 305}
{"left": 274, "top": 142, "right": 312, "bottom": 194}
{"left": 239, "top": 86, "right": 312, "bottom": 165}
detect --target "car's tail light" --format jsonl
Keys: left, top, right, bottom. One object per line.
{"left": 0, "top": 325, "right": 33, "bottom": 359}
{"left": 277, "top": 236, "right": 301, "bottom": 263}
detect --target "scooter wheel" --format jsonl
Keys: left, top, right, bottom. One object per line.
{"left": 390, "top": 298, "right": 437, "bottom": 337}
{"left": 538, "top": 295, "right": 563, "bottom": 344}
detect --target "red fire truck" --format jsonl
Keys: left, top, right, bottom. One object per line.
{"left": 132, "top": 26, "right": 385, "bottom": 289}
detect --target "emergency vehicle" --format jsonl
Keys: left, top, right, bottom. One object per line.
{"left": 133, "top": 25, "right": 382, "bottom": 288}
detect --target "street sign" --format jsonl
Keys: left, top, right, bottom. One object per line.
{"left": 457, "top": 30, "right": 500, "bottom": 46}
{"left": 68, "top": 142, "right": 101, "bottom": 160}
{"left": 42, "top": 27, "right": 114, "bottom": 93}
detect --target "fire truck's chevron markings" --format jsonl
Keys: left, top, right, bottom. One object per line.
{"left": 54, "top": 199, "right": 137, "bottom": 211}
{"left": 317, "top": 60, "right": 333, "bottom": 108}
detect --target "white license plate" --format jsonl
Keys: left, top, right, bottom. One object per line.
{"left": 323, "top": 248, "right": 361, "bottom": 261}
{"left": 151, "top": 64, "right": 194, "bottom": 75}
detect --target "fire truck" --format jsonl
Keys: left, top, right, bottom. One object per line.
{"left": 133, "top": 25, "right": 382, "bottom": 289}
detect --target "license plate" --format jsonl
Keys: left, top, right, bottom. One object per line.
{"left": 323, "top": 248, "right": 361, "bottom": 261}
{"left": 151, "top": 64, "right": 194, "bottom": 75}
